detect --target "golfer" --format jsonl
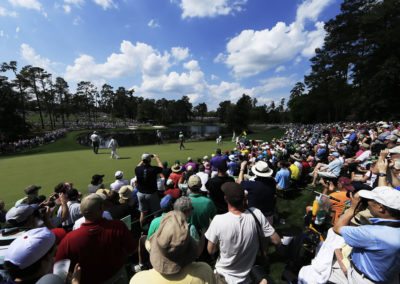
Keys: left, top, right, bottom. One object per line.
{"left": 179, "top": 131, "right": 185, "bottom": 150}
{"left": 90, "top": 131, "right": 100, "bottom": 154}
{"left": 108, "top": 135, "right": 119, "bottom": 159}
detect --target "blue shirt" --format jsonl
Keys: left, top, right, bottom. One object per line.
{"left": 341, "top": 218, "right": 400, "bottom": 282}
{"left": 275, "top": 168, "right": 291, "bottom": 190}
{"left": 327, "top": 158, "right": 342, "bottom": 177}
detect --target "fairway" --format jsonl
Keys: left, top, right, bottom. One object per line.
{"left": 0, "top": 128, "right": 284, "bottom": 207}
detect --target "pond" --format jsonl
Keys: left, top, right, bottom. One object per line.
{"left": 77, "top": 125, "right": 231, "bottom": 147}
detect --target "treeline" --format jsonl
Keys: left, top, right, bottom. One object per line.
{"left": 0, "top": 62, "right": 285, "bottom": 140}
{"left": 287, "top": 0, "right": 400, "bottom": 122}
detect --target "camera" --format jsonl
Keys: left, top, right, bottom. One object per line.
{"left": 150, "top": 154, "right": 154, "bottom": 158}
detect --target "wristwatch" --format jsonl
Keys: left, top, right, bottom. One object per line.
{"left": 378, "top": 173, "right": 387, "bottom": 177}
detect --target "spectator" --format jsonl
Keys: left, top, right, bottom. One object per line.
{"left": 210, "top": 148, "right": 228, "bottom": 177}
{"left": 205, "top": 182, "right": 280, "bottom": 284}
{"left": 196, "top": 164, "right": 209, "bottom": 194}
{"left": 55, "top": 194, "right": 135, "bottom": 284}
{"left": 168, "top": 164, "right": 183, "bottom": 188}
{"left": 130, "top": 211, "right": 215, "bottom": 284}
{"left": 238, "top": 160, "right": 277, "bottom": 225}
{"left": 0, "top": 200, "right": 6, "bottom": 223}
{"left": 330, "top": 187, "right": 400, "bottom": 283}
{"left": 3, "top": 227, "right": 66, "bottom": 284}
{"left": 15, "top": 185, "right": 42, "bottom": 206}
{"left": 310, "top": 152, "right": 343, "bottom": 187}
{"left": 275, "top": 161, "right": 291, "bottom": 190}
{"left": 205, "top": 161, "right": 234, "bottom": 214}
{"left": 88, "top": 174, "right": 105, "bottom": 194}
{"left": 56, "top": 188, "right": 82, "bottom": 231}
{"left": 135, "top": 153, "right": 163, "bottom": 228}
{"left": 164, "top": 179, "right": 181, "bottom": 200}
{"left": 187, "top": 175, "right": 217, "bottom": 232}
{"left": 110, "top": 170, "right": 129, "bottom": 192}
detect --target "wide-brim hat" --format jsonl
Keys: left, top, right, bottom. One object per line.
{"left": 171, "top": 164, "right": 183, "bottom": 173}
{"left": 290, "top": 153, "right": 302, "bottom": 162}
{"left": 149, "top": 211, "right": 197, "bottom": 275}
{"left": 251, "top": 161, "right": 273, "bottom": 177}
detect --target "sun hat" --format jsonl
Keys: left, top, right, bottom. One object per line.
{"left": 24, "top": 185, "right": 41, "bottom": 195}
{"left": 4, "top": 227, "right": 55, "bottom": 269}
{"left": 115, "top": 170, "right": 124, "bottom": 179}
{"left": 149, "top": 211, "right": 197, "bottom": 275}
{"left": 36, "top": 274, "right": 64, "bottom": 284}
{"left": 171, "top": 164, "right": 183, "bottom": 173}
{"left": 203, "top": 155, "right": 209, "bottom": 161}
{"left": 358, "top": 186, "right": 400, "bottom": 210}
{"left": 95, "top": 188, "right": 111, "bottom": 200}
{"left": 290, "top": 153, "right": 302, "bottom": 162}
{"left": 187, "top": 175, "right": 202, "bottom": 189}
{"left": 6, "top": 204, "right": 38, "bottom": 224}
{"left": 221, "top": 182, "right": 245, "bottom": 204}
{"left": 119, "top": 185, "right": 133, "bottom": 200}
{"left": 251, "top": 161, "right": 273, "bottom": 177}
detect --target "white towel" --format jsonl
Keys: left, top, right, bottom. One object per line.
{"left": 298, "top": 228, "right": 345, "bottom": 284}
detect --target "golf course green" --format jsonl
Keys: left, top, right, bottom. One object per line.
{"left": 0, "top": 127, "right": 285, "bottom": 207}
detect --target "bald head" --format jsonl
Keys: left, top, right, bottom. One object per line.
{"left": 80, "top": 194, "right": 104, "bottom": 221}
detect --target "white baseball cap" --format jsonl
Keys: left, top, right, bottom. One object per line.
{"left": 115, "top": 170, "right": 124, "bottom": 178}
{"left": 358, "top": 186, "right": 400, "bottom": 210}
{"left": 5, "top": 227, "right": 55, "bottom": 269}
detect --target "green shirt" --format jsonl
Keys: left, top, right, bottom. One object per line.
{"left": 189, "top": 193, "right": 217, "bottom": 232}
{"left": 147, "top": 212, "right": 200, "bottom": 242}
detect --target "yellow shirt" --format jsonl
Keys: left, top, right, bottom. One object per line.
{"left": 290, "top": 164, "right": 300, "bottom": 180}
{"left": 130, "top": 262, "right": 215, "bottom": 284}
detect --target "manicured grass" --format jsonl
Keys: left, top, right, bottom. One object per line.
{"left": 0, "top": 128, "right": 284, "bottom": 207}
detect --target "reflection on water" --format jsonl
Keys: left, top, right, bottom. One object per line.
{"left": 78, "top": 125, "right": 230, "bottom": 147}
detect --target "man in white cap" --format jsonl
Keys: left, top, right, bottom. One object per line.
{"left": 3, "top": 227, "right": 66, "bottom": 284}
{"left": 110, "top": 170, "right": 129, "bottom": 192}
{"left": 329, "top": 186, "right": 400, "bottom": 283}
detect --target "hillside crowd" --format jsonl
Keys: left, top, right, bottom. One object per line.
{"left": 0, "top": 121, "right": 399, "bottom": 284}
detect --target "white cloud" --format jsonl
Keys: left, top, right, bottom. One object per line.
{"left": 16, "top": 26, "right": 20, "bottom": 33}
{"left": 93, "top": 0, "right": 116, "bottom": 10}
{"left": 73, "top": 16, "right": 83, "bottom": 25}
{"left": 296, "top": 0, "right": 334, "bottom": 25}
{"left": 171, "top": 47, "right": 189, "bottom": 61}
{"left": 63, "top": 5, "right": 71, "bottom": 13}
{"left": 147, "top": 19, "right": 160, "bottom": 28}
{"left": 0, "top": 6, "right": 17, "bottom": 17}
{"left": 275, "top": 65, "right": 286, "bottom": 73}
{"left": 62, "top": 0, "right": 84, "bottom": 13}
{"left": 218, "top": 0, "right": 331, "bottom": 78}
{"left": 8, "top": 0, "right": 42, "bottom": 11}
{"left": 0, "top": 30, "right": 4, "bottom": 37}
{"left": 175, "top": 0, "right": 247, "bottom": 19}
{"left": 20, "top": 43, "right": 56, "bottom": 73}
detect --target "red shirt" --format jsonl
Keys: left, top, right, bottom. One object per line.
{"left": 55, "top": 218, "right": 136, "bottom": 284}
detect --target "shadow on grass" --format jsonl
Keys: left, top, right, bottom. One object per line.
{"left": 117, "top": 157, "right": 131, "bottom": 160}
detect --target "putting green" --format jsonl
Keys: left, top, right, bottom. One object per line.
{"left": 0, "top": 128, "right": 284, "bottom": 207}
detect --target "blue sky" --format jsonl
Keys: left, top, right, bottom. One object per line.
{"left": 0, "top": 0, "right": 341, "bottom": 110}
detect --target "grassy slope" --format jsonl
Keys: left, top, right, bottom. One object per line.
{"left": 0, "top": 127, "right": 315, "bottom": 282}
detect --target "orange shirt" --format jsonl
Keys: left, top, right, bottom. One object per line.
{"left": 329, "top": 191, "right": 349, "bottom": 224}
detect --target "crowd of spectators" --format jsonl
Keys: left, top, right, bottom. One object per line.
{"left": 0, "top": 129, "right": 67, "bottom": 154}
{"left": 0, "top": 121, "right": 399, "bottom": 284}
